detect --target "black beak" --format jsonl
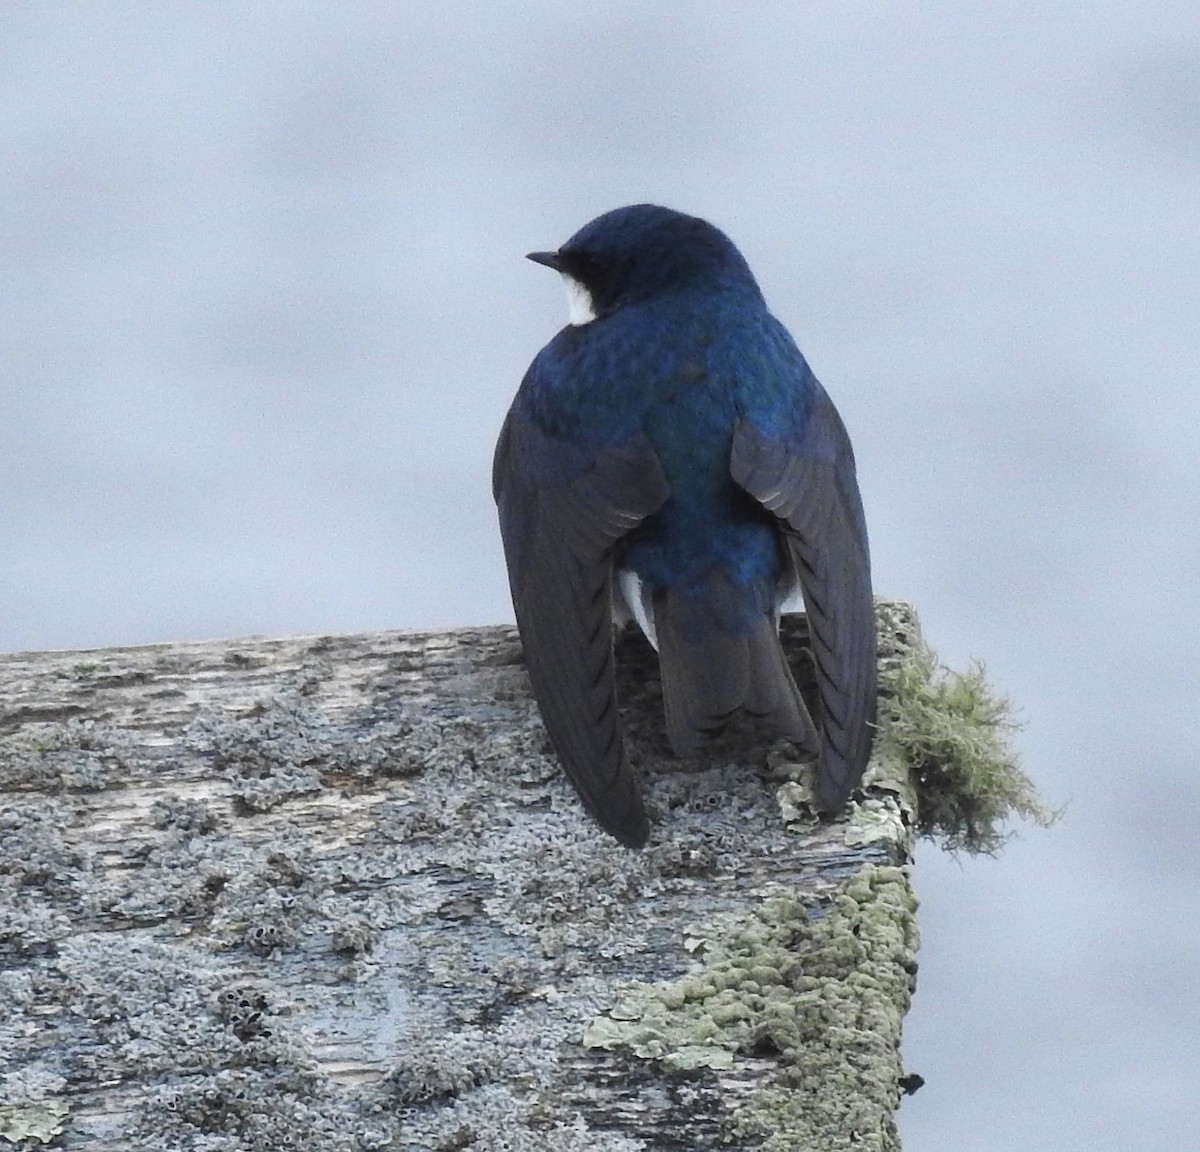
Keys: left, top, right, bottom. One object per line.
{"left": 526, "top": 250, "right": 563, "bottom": 271}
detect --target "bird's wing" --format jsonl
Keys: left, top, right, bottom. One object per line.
{"left": 493, "top": 409, "right": 670, "bottom": 846}
{"left": 730, "top": 394, "right": 876, "bottom": 811}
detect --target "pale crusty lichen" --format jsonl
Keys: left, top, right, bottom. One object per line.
{"left": 0, "top": 1100, "right": 69, "bottom": 1147}
{"left": 0, "top": 1064, "right": 69, "bottom": 1147}
{"left": 584, "top": 864, "right": 919, "bottom": 1151}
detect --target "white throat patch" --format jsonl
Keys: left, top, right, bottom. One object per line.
{"left": 561, "top": 273, "right": 597, "bottom": 326}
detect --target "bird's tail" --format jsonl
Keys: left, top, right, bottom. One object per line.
{"left": 654, "top": 579, "right": 820, "bottom": 757}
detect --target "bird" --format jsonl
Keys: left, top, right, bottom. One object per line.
{"left": 493, "top": 204, "right": 876, "bottom": 847}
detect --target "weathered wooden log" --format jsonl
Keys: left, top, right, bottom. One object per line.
{"left": 0, "top": 602, "right": 921, "bottom": 1151}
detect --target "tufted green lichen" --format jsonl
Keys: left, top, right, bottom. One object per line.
{"left": 584, "top": 864, "right": 919, "bottom": 1150}
{"left": 880, "top": 642, "right": 1059, "bottom": 854}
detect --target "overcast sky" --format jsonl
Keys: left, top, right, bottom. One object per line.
{"left": 3, "top": 4, "right": 1198, "bottom": 1147}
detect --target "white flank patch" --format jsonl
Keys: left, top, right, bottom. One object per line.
{"left": 616, "top": 569, "right": 658, "bottom": 650}
{"left": 776, "top": 573, "right": 804, "bottom": 620}
{"left": 619, "top": 569, "right": 800, "bottom": 646}
{"left": 561, "top": 273, "right": 597, "bottom": 326}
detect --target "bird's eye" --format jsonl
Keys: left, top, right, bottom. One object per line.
{"left": 574, "top": 253, "right": 611, "bottom": 281}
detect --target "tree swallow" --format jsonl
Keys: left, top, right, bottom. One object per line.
{"left": 494, "top": 204, "right": 876, "bottom": 847}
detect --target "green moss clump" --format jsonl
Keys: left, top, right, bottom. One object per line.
{"left": 881, "top": 644, "right": 1058, "bottom": 854}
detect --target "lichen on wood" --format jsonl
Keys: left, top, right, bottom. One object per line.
{"left": 1, "top": 608, "right": 928, "bottom": 1151}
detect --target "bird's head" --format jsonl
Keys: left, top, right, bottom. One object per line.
{"left": 528, "top": 204, "right": 762, "bottom": 327}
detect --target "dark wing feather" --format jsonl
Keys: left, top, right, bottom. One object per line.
{"left": 494, "top": 410, "right": 670, "bottom": 846}
{"left": 730, "top": 398, "right": 876, "bottom": 811}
